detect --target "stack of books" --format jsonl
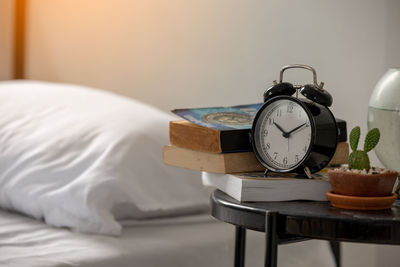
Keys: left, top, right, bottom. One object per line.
{"left": 163, "top": 120, "right": 264, "bottom": 173}
{"left": 163, "top": 119, "right": 348, "bottom": 173}
{"left": 162, "top": 104, "right": 349, "bottom": 202}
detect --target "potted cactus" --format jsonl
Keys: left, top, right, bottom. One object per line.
{"left": 327, "top": 126, "right": 398, "bottom": 210}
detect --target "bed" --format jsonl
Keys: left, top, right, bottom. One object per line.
{"left": 0, "top": 209, "right": 335, "bottom": 267}
{"left": 0, "top": 2, "right": 337, "bottom": 265}
{"left": 0, "top": 210, "right": 232, "bottom": 267}
{"left": 0, "top": 81, "right": 337, "bottom": 267}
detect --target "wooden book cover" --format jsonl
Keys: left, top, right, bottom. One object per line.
{"left": 163, "top": 142, "right": 348, "bottom": 174}
{"left": 169, "top": 120, "right": 251, "bottom": 153}
{"left": 162, "top": 145, "right": 264, "bottom": 174}
{"left": 329, "top": 142, "right": 349, "bottom": 166}
{"left": 170, "top": 119, "right": 348, "bottom": 154}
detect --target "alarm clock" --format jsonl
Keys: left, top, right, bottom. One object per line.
{"left": 251, "top": 64, "right": 338, "bottom": 178}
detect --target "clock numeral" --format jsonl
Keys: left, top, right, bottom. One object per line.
{"left": 265, "top": 143, "right": 270, "bottom": 150}
{"left": 295, "top": 155, "right": 299, "bottom": 163}
{"left": 262, "top": 129, "right": 268, "bottom": 136}
{"left": 277, "top": 109, "right": 282, "bottom": 117}
{"left": 268, "top": 118, "right": 274, "bottom": 125}
{"left": 299, "top": 110, "right": 302, "bottom": 118}
{"left": 273, "top": 152, "right": 278, "bottom": 160}
{"left": 283, "top": 157, "right": 288, "bottom": 165}
{"left": 304, "top": 146, "right": 308, "bottom": 153}
{"left": 306, "top": 122, "right": 310, "bottom": 127}
{"left": 287, "top": 105, "right": 293, "bottom": 113}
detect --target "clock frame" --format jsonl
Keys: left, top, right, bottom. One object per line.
{"left": 251, "top": 95, "right": 337, "bottom": 175}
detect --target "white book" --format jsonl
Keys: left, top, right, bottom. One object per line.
{"left": 202, "top": 171, "right": 331, "bottom": 202}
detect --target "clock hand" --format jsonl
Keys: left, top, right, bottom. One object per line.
{"left": 287, "top": 122, "right": 307, "bottom": 136}
{"left": 273, "top": 122, "right": 289, "bottom": 138}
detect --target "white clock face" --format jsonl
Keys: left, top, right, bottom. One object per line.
{"left": 254, "top": 99, "right": 313, "bottom": 171}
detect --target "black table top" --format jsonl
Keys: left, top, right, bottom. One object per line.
{"left": 211, "top": 190, "right": 400, "bottom": 244}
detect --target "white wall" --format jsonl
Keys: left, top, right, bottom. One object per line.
{"left": 26, "top": 0, "right": 396, "bottom": 162}
{"left": 386, "top": 0, "right": 400, "bottom": 68}
{"left": 23, "top": 1, "right": 400, "bottom": 266}
{"left": 25, "top": 1, "right": 393, "bottom": 153}
{"left": 0, "top": 0, "right": 13, "bottom": 80}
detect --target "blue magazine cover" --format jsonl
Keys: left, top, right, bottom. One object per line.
{"left": 172, "top": 103, "right": 263, "bottom": 130}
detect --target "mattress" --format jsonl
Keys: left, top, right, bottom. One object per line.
{"left": 0, "top": 209, "right": 335, "bottom": 267}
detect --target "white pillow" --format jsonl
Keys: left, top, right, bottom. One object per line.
{"left": 0, "top": 81, "right": 209, "bottom": 236}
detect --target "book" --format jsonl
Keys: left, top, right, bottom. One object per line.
{"left": 169, "top": 120, "right": 251, "bottom": 153}
{"left": 202, "top": 171, "right": 331, "bottom": 202}
{"left": 163, "top": 142, "right": 348, "bottom": 174}
{"left": 162, "top": 145, "right": 264, "bottom": 173}
{"left": 169, "top": 119, "right": 348, "bottom": 154}
{"left": 329, "top": 142, "right": 349, "bottom": 166}
{"left": 171, "top": 104, "right": 347, "bottom": 153}
{"left": 172, "top": 103, "right": 262, "bottom": 131}
{"left": 335, "top": 118, "right": 347, "bottom": 142}
{"left": 169, "top": 119, "right": 349, "bottom": 162}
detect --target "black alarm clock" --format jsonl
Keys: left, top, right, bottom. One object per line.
{"left": 251, "top": 64, "right": 338, "bottom": 178}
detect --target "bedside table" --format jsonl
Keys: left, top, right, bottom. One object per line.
{"left": 211, "top": 189, "right": 400, "bottom": 267}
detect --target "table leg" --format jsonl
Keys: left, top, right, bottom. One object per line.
{"left": 265, "top": 211, "right": 278, "bottom": 267}
{"left": 234, "top": 226, "right": 246, "bottom": 267}
{"left": 329, "top": 241, "right": 341, "bottom": 267}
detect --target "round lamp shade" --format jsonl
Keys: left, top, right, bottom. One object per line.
{"left": 368, "top": 68, "right": 400, "bottom": 172}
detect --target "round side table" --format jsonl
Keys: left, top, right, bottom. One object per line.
{"left": 211, "top": 189, "right": 400, "bottom": 267}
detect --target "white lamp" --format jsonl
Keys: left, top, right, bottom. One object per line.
{"left": 368, "top": 68, "right": 400, "bottom": 172}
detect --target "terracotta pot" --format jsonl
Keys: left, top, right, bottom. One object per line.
{"left": 328, "top": 169, "right": 398, "bottom": 197}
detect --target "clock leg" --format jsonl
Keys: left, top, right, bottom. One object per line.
{"left": 304, "top": 166, "right": 313, "bottom": 179}
{"left": 264, "top": 169, "right": 269, "bottom": 177}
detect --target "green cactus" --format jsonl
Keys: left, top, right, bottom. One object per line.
{"left": 364, "top": 128, "right": 380, "bottom": 152}
{"left": 348, "top": 126, "right": 380, "bottom": 172}
{"left": 349, "top": 126, "right": 360, "bottom": 151}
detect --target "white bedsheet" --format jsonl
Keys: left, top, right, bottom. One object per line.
{"left": 0, "top": 209, "right": 335, "bottom": 267}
